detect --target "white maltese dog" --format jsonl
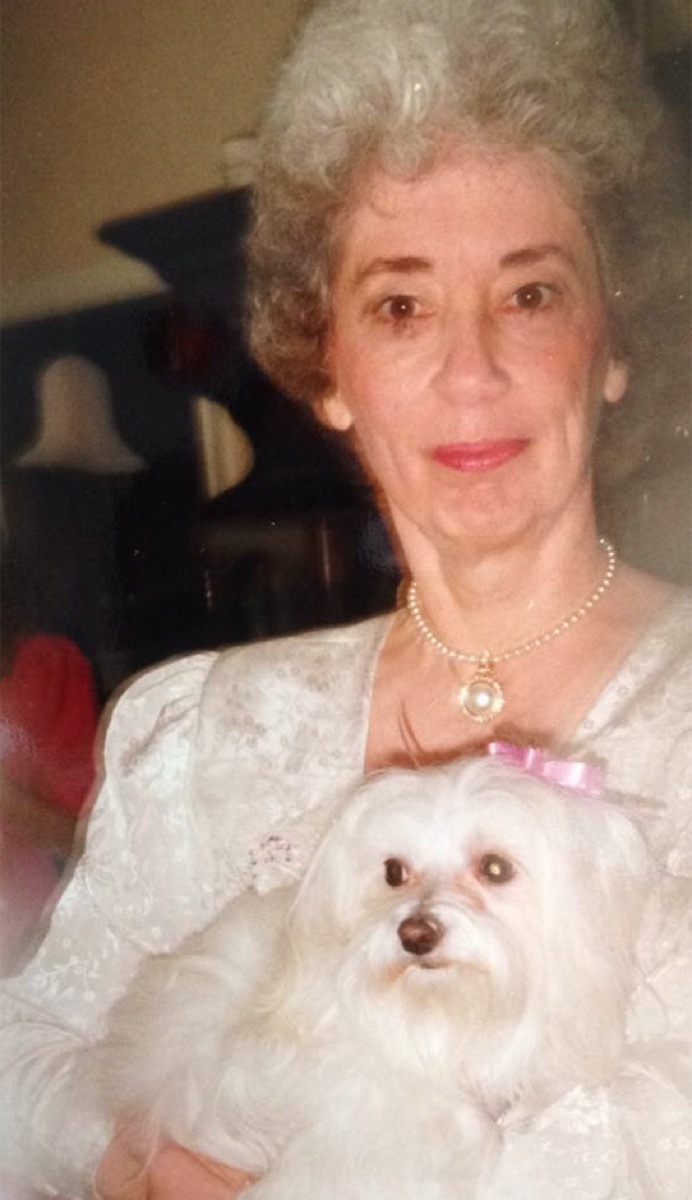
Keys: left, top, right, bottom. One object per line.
{"left": 99, "top": 753, "right": 652, "bottom": 1199}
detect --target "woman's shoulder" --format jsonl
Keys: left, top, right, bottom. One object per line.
{"left": 116, "top": 612, "right": 391, "bottom": 693}
{"left": 103, "top": 613, "right": 391, "bottom": 770}
{"left": 574, "top": 586, "right": 692, "bottom": 865}
{"left": 208, "top": 612, "right": 392, "bottom": 688}
{"left": 626, "top": 584, "right": 692, "bottom": 680}
{"left": 599, "top": 577, "right": 692, "bottom": 700}
{"left": 610, "top": 565, "right": 692, "bottom": 654}
{"left": 217, "top": 611, "right": 393, "bottom": 661}
{"left": 578, "top": 584, "right": 692, "bottom": 743}
{"left": 195, "top": 613, "right": 392, "bottom": 771}
{"left": 101, "top": 648, "right": 219, "bottom": 768}
{"left": 86, "top": 616, "right": 392, "bottom": 937}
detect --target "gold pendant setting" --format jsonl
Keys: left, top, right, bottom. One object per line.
{"left": 406, "top": 539, "right": 616, "bottom": 725}
{"left": 457, "top": 665, "right": 505, "bottom": 724}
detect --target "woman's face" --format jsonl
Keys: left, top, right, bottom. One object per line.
{"left": 322, "top": 147, "right": 627, "bottom": 558}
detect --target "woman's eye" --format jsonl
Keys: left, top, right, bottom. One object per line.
{"left": 380, "top": 294, "right": 419, "bottom": 321}
{"left": 384, "top": 857, "right": 409, "bottom": 887}
{"left": 511, "top": 283, "right": 555, "bottom": 311}
{"left": 478, "top": 853, "right": 515, "bottom": 885}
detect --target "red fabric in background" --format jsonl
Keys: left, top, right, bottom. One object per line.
{"left": 0, "top": 633, "right": 99, "bottom": 815}
{"left": 0, "top": 635, "right": 100, "bottom": 973}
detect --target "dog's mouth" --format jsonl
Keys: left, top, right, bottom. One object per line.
{"left": 403, "top": 956, "right": 460, "bottom": 974}
{"left": 382, "top": 954, "right": 484, "bottom": 989}
{"left": 401, "top": 953, "right": 490, "bottom": 977}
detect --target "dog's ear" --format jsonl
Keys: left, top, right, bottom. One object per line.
{"left": 286, "top": 788, "right": 376, "bottom": 947}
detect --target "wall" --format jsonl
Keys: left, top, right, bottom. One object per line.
{"left": 0, "top": 0, "right": 308, "bottom": 322}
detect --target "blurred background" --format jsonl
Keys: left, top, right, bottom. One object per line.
{"left": 0, "top": 0, "right": 689, "bottom": 702}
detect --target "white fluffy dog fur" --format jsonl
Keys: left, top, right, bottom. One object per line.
{"left": 99, "top": 755, "right": 652, "bottom": 1198}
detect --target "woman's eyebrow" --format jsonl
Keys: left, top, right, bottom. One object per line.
{"left": 499, "top": 243, "right": 576, "bottom": 269}
{"left": 353, "top": 256, "right": 432, "bottom": 286}
{"left": 353, "top": 245, "right": 578, "bottom": 285}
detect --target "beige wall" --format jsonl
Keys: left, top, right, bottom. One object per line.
{"left": 0, "top": 0, "right": 307, "bottom": 322}
{"left": 1, "top": 0, "right": 688, "bottom": 324}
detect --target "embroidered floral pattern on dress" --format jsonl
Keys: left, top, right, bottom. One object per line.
{"left": 248, "top": 833, "right": 296, "bottom": 891}
{"left": 1, "top": 599, "right": 691, "bottom": 1198}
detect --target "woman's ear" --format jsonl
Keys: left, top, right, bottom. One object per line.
{"left": 317, "top": 392, "right": 355, "bottom": 432}
{"left": 603, "top": 357, "right": 628, "bottom": 405}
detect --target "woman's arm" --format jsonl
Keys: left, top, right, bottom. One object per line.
{"left": 94, "top": 1125, "right": 257, "bottom": 1199}
{"left": 0, "top": 652, "right": 225, "bottom": 1196}
{"left": 489, "top": 822, "right": 692, "bottom": 1198}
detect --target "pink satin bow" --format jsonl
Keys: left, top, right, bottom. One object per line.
{"left": 487, "top": 741, "right": 604, "bottom": 796}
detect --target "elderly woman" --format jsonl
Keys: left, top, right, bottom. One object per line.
{"left": 2, "top": 0, "right": 690, "bottom": 1197}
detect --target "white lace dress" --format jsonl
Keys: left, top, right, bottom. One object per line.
{"left": 2, "top": 595, "right": 691, "bottom": 1199}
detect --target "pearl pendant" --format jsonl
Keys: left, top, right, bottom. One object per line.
{"left": 457, "top": 669, "right": 505, "bottom": 724}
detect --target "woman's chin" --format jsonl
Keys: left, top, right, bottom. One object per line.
{"left": 423, "top": 493, "right": 541, "bottom": 555}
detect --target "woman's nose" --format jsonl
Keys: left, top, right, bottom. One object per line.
{"left": 435, "top": 309, "right": 505, "bottom": 402}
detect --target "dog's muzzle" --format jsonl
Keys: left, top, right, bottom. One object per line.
{"left": 397, "top": 913, "right": 445, "bottom": 957}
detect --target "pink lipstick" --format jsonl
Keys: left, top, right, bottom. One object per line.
{"left": 432, "top": 439, "right": 529, "bottom": 473}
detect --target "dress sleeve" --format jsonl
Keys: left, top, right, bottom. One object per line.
{"left": 487, "top": 740, "right": 692, "bottom": 1200}
{"left": 0, "top": 651, "right": 217, "bottom": 1199}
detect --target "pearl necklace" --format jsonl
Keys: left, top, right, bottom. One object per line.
{"left": 406, "top": 538, "right": 617, "bottom": 724}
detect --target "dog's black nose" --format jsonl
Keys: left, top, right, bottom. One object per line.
{"left": 397, "top": 914, "right": 444, "bottom": 956}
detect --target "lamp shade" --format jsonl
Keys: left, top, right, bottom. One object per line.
{"left": 192, "top": 395, "right": 254, "bottom": 499}
{"left": 15, "top": 355, "right": 146, "bottom": 475}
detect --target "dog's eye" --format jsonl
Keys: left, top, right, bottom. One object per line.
{"left": 478, "top": 853, "right": 515, "bottom": 884}
{"left": 384, "top": 857, "right": 409, "bottom": 887}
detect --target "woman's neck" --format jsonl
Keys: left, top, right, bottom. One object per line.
{"left": 397, "top": 516, "right": 608, "bottom": 657}
{"left": 365, "top": 558, "right": 675, "bottom": 772}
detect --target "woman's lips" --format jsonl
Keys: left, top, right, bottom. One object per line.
{"left": 431, "top": 439, "right": 530, "bottom": 472}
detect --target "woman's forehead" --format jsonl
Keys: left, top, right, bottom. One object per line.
{"left": 335, "top": 145, "right": 594, "bottom": 275}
